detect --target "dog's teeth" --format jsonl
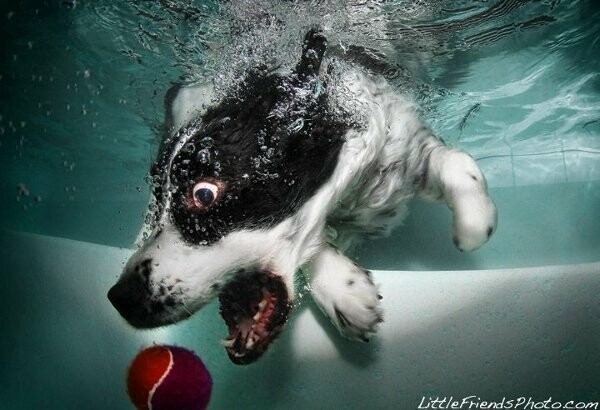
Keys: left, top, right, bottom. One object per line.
{"left": 221, "top": 338, "right": 235, "bottom": 348}
{"left": 258, "top": 300, "right": 267, "bottom": 311}
{"left": 246, "top": 337, "right": 255, "bottom": 349}
{"left": 253, "top": 311, "right": 262, "bottom": 322}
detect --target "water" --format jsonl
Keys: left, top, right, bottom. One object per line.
{"left": 1, "top": 0, "right": 598, "bottom": 248}
{"left": 1, "top": 0, "right": 599, "bottom": 408}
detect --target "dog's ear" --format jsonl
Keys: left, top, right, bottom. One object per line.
{"left": 295, "top": 29, "right": 327, "bottom": 80}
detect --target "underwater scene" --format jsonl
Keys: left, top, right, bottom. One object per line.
{"left": 1, "top": 0, "right": 599, "bottom": 409}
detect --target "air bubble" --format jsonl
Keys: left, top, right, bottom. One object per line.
{"left": 63, "top": 161, "right": 76, "bottom": 172}
{"left": 197, "top": 148, "right": 211, "bottom": 164}
{"left": 184, "top": 142, "right": 195, "bottom": 153}
{"left": 291, "top": 118, "right": 304, "bottom": 132}
{"left": 199, "top": 137, "right": 213, "bottom": 148}
{"left": 17, "top": 183, "right": 30, "bottom": 197}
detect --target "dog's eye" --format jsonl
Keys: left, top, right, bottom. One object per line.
{"left": 192, "top": 181, "right": 220, "bottom": 208}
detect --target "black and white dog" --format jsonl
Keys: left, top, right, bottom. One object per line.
{"left": 108, "top": 30, "right": 497, "bottom": 365}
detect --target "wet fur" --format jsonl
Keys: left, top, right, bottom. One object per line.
{"left": 108, "top": 31, "right": 497, "bottom": 357}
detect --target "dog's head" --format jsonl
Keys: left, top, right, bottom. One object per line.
{"left": 108, "top": 30, "right": 348, "bottom": 364}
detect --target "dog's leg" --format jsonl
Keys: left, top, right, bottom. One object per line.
{"left": 308, "top": 244, "right": 383, "bottom": 341}
{"left": 419, "top": 147, "right": 497, "bottom": 251}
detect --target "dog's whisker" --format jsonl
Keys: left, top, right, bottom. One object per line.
{"left": 180, "top": 301, "right": 194, "bottom": 318}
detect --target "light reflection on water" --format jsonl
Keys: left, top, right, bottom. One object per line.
{"left": 0, "top": 0, "right": 598, "bottom": 243}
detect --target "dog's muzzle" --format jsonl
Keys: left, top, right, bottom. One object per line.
{"left": 107, "top": 258, "right": 189, "bottom": 328}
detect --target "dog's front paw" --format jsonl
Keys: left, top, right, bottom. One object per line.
{"left": 441, "top": 151, "right": 498, "bottom": 252}
{"left": 452, "top": 193, "right": 497, "bottom": 252}
{"left": 309, "top": 246, "right": 383, "bottom": 341}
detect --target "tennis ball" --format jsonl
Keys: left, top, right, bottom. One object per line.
{"left": 127, "top": 345, "right": 213, "bottom": 410}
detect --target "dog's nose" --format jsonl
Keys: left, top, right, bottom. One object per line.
{"left": 108, "top": 258, "right": 154, "bottom": 317}
{"left": 107, "top": 276, "right": 149, "bottom": 326}
{"left": 107, "top": 279, "right": 136, "bottom": 318}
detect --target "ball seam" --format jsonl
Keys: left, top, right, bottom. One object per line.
{"left": 147, "top": 348, "right": 174, "bottom": 410}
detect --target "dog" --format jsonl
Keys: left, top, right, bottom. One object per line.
{"left": 108, "top": 29, "right": 497, "bottom": 365}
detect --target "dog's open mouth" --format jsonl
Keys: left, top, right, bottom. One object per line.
{"left": 218, "top": 270, "right": 291, "bottom": 365}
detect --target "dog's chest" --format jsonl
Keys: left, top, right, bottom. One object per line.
{"left": 324, "top": 71, "right": 433, "bottom": 241}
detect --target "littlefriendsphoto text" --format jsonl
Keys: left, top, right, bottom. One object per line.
{"left": 418, "top": 396, "right": 599, "bottom": 410}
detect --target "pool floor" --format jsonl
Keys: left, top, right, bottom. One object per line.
{"left": 1, "top": 231, "right": 599, "bottom": 408}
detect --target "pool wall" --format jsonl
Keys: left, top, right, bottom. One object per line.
{"left": 1, "top": 226, "right": 598, "bottom": 408}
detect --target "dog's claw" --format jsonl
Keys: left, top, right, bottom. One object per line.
{"left": 311, "top": 270, "right": 383, "bottom": 341}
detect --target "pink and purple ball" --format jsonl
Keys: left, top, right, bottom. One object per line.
{"left": 127, "top": 345, "right": 213, "bottom": 410}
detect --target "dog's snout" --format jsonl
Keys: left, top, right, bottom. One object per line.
{"left": 133, "top": 258, "right": 153, "bottom": 279}
{"left": 107, "top": 258, "right": 156, "bottom": 326}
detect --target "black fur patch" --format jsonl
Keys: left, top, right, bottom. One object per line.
{"left": 155, "top": 31, "right": 350, "bottom": 245}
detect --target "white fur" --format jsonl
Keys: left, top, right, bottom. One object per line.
{"left": 126, "top": 68, "right": 497, "bottom": 339}
{"left": 309, "top": 245, "right": 383, "bottom": 340}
